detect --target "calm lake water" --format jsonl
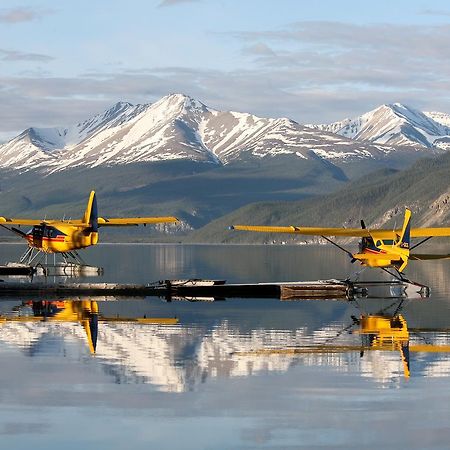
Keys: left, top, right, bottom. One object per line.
{"left": 1, "top": 243, "right": 450, "bottom": 449}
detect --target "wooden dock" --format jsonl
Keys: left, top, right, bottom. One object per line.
{"left": 167, "top": 280, "right": 354, "bottom": 300}
{"left": 0, "top": 279, "right": 356, "bottom": 301}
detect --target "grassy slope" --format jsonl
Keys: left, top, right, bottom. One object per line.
{"left": 1, "top": 150, "right": 445, "bottom": 243}
{"left": 0, "top": 156, "right": 347, "bottom": 240}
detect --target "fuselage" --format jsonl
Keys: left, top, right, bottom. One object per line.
{"left": 25, "top": 224, "right": 99, "bottom": 253}
{"left": 354, "top": 237, "right": 409, "bottom": 269}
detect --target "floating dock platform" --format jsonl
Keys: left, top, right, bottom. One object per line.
{"left": 0, "top": 265, "right": 36, "bottom": 276}
{"left": 0, "top": 279, "right": 356, "bottom": 301}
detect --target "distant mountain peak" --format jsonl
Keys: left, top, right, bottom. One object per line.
{"left": 152, "top": 93, "right": 210, "bottom": 115}
{"left": 316, "top": 102, "right": 450, "bottom": 149}
{"left": 387, "top": 102, "right": 410, "bottom": 110}
{"left": 105, "top": 101, "right": 134, "bottom": 114}
{"left": 18, "top": 127, "right": 66, "bottom": 151}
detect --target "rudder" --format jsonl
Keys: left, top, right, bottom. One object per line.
{"left": 82, "top": 191, "right": 98, "bottom": 232}
{"left": 397, "top": 208, "right": 411, "bottom": 249}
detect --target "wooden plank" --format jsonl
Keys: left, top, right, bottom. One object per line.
{"left": 280, "top": 285, "right": 348, "bottom": 300}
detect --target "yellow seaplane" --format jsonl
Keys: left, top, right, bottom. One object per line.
{"left": 231, "top": 208, "right": 450, "bottom": 283}
{"left": 0, "top": 190, "right": 179, "bottom": 265}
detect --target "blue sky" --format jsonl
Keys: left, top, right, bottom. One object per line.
{"left": 1, "top": 0, "right": 450, "bottom": 139}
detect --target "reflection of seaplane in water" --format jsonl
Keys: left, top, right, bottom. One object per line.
{"left": 234, "top": 300, "right": 450, "bottom": 378}
{"left": 0, "top": 191, "right": 179, "bottom": 267}
{"left": 0, "top": 300, "right": 178, "bottom": 354}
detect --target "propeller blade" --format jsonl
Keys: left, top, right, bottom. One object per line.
{"left": 360, "top": 219, "right": 376, "bottom": 246}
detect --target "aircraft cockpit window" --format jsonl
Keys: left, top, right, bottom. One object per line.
{"left": 33, "top": 226, "right": 43, "bottom": 236}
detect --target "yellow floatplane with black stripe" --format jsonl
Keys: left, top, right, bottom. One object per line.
{"left": 0, "top": 190, "right": 179, "bottom": 265}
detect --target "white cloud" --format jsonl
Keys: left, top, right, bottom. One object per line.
{"left": 2, "top": 21, "right": 450, "bottom": 136}
{"left": 419, "top": 8, "right": 450, "bottom": 17}
{"left": 0, "top": 49, "right": 54, "bottom": 62}
{"left": 158, "top": 0, "right": 199, "bottom": 7}
{"left": 0, "top": 7, "right": 53, "bottom": 23}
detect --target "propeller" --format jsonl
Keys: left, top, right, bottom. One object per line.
{"left": 358, "top": 217, "right": 375, "bottom": 257}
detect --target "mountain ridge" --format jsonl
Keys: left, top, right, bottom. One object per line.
{"left": 1, "top": 95, "right": 449, "bottom": 233}
{"left": 1, "top": 94, "right": 443, "bottom": 174}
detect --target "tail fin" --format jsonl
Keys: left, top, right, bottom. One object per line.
{"left": 82, "top": 191, "right": 98, "bottom": 232}
{"left": 396, "top": 208, "right": 411, "bottom": 249}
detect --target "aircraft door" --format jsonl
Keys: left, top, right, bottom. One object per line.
{"left": 31, "top": 225, "right": 44, "bottom": 248}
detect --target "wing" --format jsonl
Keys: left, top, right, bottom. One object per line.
{"left": 1, "top": 216, "right": 179, "bottom": 227}
{"left": 0, "top": 217, "right": 44, "bottom": 226}
{"left": 410, "top": 228, "right": 450, "bottom": 238}
{"left": 0, "top": 218, "right": 88, "bottom": 226}
{"left": 97, "top": 216, "right": 179, "bottom": 227}
{"left": 231, "top": 224, "right": 450, "bottom": 240}
{"left": 230, "top": 225, "right": 396, "bottom": 238}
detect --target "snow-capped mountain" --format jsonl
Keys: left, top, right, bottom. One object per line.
{"left": 0, "top": 127, "right": 65, "bottom": 170}
{"left": 0, "top": 95, "right": 436, "bottom": 173}
{"left": 314, "top": 103, "right": 450, "bottom": 150}
{"left": 0, "top": 103, "right": 148, "bottom": 171}
{"left": 64, "top": 101, "right": 148, "bottom": 146}
{"left": 56, "top": 95, "right": 220, "bottom": 170}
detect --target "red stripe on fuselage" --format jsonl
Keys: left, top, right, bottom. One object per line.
{"left": 364, "top": 248, "right": 387, "bottom": 255}
{"left": 26, "top": 236, "right": 65, "bottom": 242}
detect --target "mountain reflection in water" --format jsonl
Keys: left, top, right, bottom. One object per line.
{"left": 1, "top": 295, "right": 450, "bottom": 391}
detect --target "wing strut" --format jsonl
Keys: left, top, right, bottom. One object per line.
{"left": 0, "top": 223, "right": 27, "bottom": 239}
{"left": 320, "top": 235, "right": 355, "bottom": 261}
{"left": 410, "top": 236, "right": 433, "bottom": 251}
